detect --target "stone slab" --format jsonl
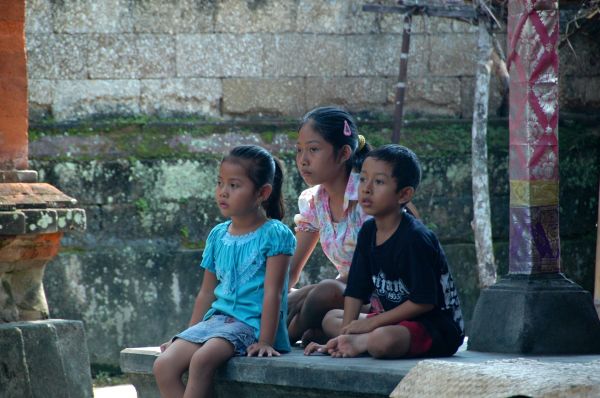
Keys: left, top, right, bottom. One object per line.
{"left": 177, "top": 34, "right": 263, "bottom": 78}
{"left": 132, "top": 0, "right": 215, "bottom": 34}
{"left": 140, "top": 78, "right": 222, "bottom": 117}
{"left": 25, "top": 0, "right": 52, "bottom": 33}
{"left": 0, "top": 320, "right": 93, "bottom": 398}
{"left": 346, "top": 34, "right": 429, "bottom": 77}
{"left": 392, "top": 358, "right": 600, "bottom": 398}
{"left": 87, "top": 34, "right": 176, "bottom": 79}
{"left": 52, "top": 0, "right": 133, "bottom": 33}
{"left": 263, "top": 34, "right": 346, "bottom": 77}
{"left": 305, "top": 77, "right": 388, "bottom": 111}
{"left": 223, "top": 78, "right": 305, "bottom": 115}
{"left": 400, "top": 77, "right": 463, "bottom": 116}
{"left": 215, "top": 0, "right": 296, "bottom": 33}
{"left": 53, "top": 80, "right": 140, "bottom": 121}
{"left": 0, "top": 326, "right": 32, "bottom": 398}
{"left": 429, "top": 33, "right": 478, "bottom": 76}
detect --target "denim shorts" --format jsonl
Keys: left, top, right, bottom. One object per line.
{"left": 175, "top": 314, "right": 257, "bottom": 356}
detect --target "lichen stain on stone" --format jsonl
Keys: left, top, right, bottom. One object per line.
{"left": 37, "top": 212, "right": 54, "bottom": 228}
{"left": 53, "top": 162, "right": 80, "bottom": 187}
{"left": 113, "top": 305, "right": 134, "bottom": 347}
{"left": 143, "top": 282, "right": 158, "bottom": 303}
{"left": 57, "top": 216, "right": 67, "bottom": 229}
{"left": 64, "top": 255, "right": 87, "bottom": 306}
{"left": 445, "top": 163, "right": 470, "bottom": 183}
{"left": 171, "top": 272, "right": 181, "bottom": 314}
{"left": 73, "top": 212, "right": 83, "bottom": 224}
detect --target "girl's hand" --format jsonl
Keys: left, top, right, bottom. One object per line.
{"left": 247, "top": 341, "right": 280, "bottom": 357}
{"left": 303, "top": 341, "right": 327, "bottom": 356}
{"left": 341, "top": 318, "right": 376, "bottom": 335}
{"left": 159, "top": 340, "right": 172, "bottom": 352}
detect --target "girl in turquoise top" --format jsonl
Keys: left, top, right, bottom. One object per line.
{"left": 154, "top": 145, "right": 296, "bottom": 398}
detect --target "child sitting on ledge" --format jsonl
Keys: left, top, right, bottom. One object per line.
{"left": 305, "top": 144, "right": 464, "bottom": 359}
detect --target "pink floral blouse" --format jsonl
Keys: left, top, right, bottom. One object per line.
{"left": 293, "top": 173, "right": 371, "bottom": 278}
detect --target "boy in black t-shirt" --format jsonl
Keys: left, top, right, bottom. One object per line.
{"left": 305, "top": 145, "right": 464, "bottom": 358}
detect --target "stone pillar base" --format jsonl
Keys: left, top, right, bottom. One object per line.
{"left": 468, "top": 273, "right": 600, "bottom": 354}
{"left": 0, "top": 319, "right": 93, "bottom": 398}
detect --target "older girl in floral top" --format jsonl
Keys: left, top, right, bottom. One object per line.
{"left": 288, "top": 107, "right": 371, "bottom": 345}
{"left": 294, "top": 172, "right": 368, "bottom": 278}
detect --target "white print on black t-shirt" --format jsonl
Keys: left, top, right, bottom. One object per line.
{"left": 440, "top": 271, "right": 465, "bottom": 331}
{"left": 372, "top": 270, "right": 409, "bottom": 303}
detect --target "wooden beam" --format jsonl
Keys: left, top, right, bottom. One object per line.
{"left": 362, "top": 3, "right": 477, "bottom": 21}
{"left": 391, "top": 13, "right": 412, "bottom": 143}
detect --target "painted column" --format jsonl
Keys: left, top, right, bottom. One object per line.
{"left": 507, "top": 0, "right": 560, "bottom": 275}
{"left": 467, "top": 0, "right": 600, "bottom": 354}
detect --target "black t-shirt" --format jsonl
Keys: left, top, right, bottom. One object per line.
{"left": 345, "top": 214, "right": 464, "bottom": 356}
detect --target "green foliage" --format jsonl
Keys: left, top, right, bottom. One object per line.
{"left": 134, "top": 198, "right": 150, "bottom": 215}
{"left": 180, "top": 226, "right": 190, "bottom": 240}
{"left": 91, "top": 365, "right": 129, "bottom": 387}
{"left": 180, "top": 226, "right": 206, "bottom": 250}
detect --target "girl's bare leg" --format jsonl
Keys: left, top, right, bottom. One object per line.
{"left": 292, "top": 279, "right": 345, "bottom": 345}
{"left": 184, "top": 338, "right": 235, "bottom": 398}
{"left": 153, "top": 339, "right": 201, "bottom": 398}
{"left": 287, "top": 284, "right": 315, "bottom": 343}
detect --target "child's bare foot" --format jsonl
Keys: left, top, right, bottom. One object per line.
{"left": 301, "top": 328, "right": 327, "bottom": 347}
{"left": 303, "top": 341, "right": 327, "bottom": 355}
{"left": 327, "top": 334, "right": 368, "bottom": 358}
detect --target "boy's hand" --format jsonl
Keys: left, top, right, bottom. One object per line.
{"left": 247, "top": 341, "right": 280, "bottom": 357}
{"left": 303, "top": 341, "right": 327, "bottom": 355}
{"left": 341, "top": 317, "right": 376, "bottom": 335}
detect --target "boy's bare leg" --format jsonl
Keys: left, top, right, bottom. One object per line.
{"left": 322, "top": 310, "right": 370, "bottom": 339}
{"left": 321, "top": 309, "right": 344, "bottom": 338}
{"left": 185, "top": 338, "right": 235, "bottom": 398}
{"left": 327, "top": 325, "right": 412, "bottom": 359}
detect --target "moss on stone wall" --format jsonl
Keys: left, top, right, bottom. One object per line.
{"left": 35, "top": 116, "right": 599, "bottom": 366}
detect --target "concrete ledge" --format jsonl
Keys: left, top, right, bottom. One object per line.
{"left": 121, "top": 343, "right": 600, "bottom": 398}
{"left": 121, "top": 346, "right": 422, "bottom": 398}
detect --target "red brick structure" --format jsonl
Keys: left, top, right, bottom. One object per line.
{"left": 0, "top": 0, "right": 28, "bottom": 170}
{"left": 0, "top": 0, "right": 85, "bottom": 323}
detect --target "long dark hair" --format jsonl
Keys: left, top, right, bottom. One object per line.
{"left": 223, "top": 145, "right": 285, "bottom": 220}
{"left": 299, "top": 106, "right": 371, "bottom": 173}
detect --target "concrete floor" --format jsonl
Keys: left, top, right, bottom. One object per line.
{"left": 94, "top": 384, "right": 137, "bottom": 398}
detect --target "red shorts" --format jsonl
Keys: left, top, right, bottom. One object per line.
{"left": 366, "top": 313, "right": 433, "bottom": 357}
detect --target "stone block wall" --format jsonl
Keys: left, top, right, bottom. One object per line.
{"left": 25, "top": 0, "right": 600, "bottom": 121}
{"left": 31, "top": 119, "right": 599, "bottom": 366}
